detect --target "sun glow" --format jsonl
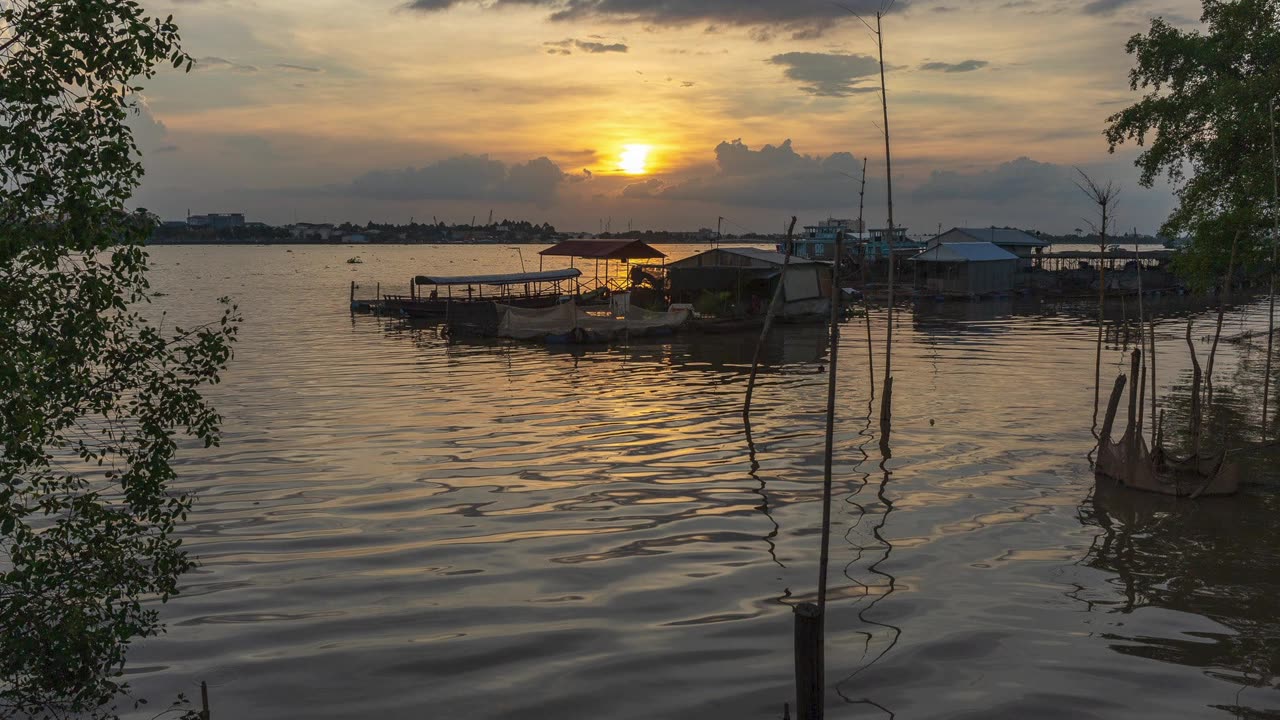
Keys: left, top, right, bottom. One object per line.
{"left": 619, "top": 144, "right": 652, "bottom": 175}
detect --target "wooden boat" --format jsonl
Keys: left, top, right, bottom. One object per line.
{"left": 380, "top": 268, "right": 582, "bottom": 318}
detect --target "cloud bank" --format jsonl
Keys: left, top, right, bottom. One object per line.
{"left": 343, "top": 154, "right": 568, "bottom": 207}
{"left": 621, "top": 139, "right": 866, "bottom": 209}
{"left": 405, "top": 0, "right": 905, "bottom": 37}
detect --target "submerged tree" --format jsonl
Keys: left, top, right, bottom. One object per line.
{"left": 1105, "top": 0, "right": 1277, "bottom": 287}
{"left": 1075, "top": 170, "right": 1120, "bottom": 437}
{"left": 1, "top": 2, "right": 238, "bottom": 717}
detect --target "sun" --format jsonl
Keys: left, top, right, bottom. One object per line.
{"left": 619, "top": 144, "right": 652, "bottom": 175}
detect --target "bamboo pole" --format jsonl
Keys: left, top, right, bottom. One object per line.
{"left": 1265, "top": 98, "right": 1278, "bottom": 440}
{"left": 1149, "top": 318, "right": 1157, "bottom": 447}
{"left": 876, "top": 11, "right": 896, "bottom": 442}
{"left": 856, "top": 158, "right": 874, "bottom": 399}
{"left": 818, "top": 230, "right": 844, "bottom": 615}
{"left": 744, "top": 218, "right": 798, "bottom": 420}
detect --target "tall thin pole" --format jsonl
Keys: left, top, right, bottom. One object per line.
{"left": 877, "top": 11, "right": 896, "bottom": 440}
{"left": 818, "top": 229, "right": 844, "bottom": 617}
{"left": 857, "top": 158, "right": 874, "bottom": 397}
{"left": 1265, "top": 97, "right": 1278, "bottom": 440}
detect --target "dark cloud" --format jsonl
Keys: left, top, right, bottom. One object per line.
{"left": 1081, "top": 0, "right": 1139, "bottom": 14}
{"left": 620, "top": 178, "right": 664, "bottom": 198}
{"left": 343, "top": 154, "right": 567, "bottom": 207}
{"left": 545, "top": 38, "right": 628, "bottom": 54}
{"left": 404, "top": 0, "right": 903, "bottom": 37}
{"left": 914, "top": 157, "right": 1076, "bottom": 204}
{"left": 195, "top": 56, "right": 259, "bottom": 73}
{"left": 276, "top": 63, "right": 323, "bottom": 73}
{"left": 768, "top": 52, "right": 881, "bottom": 97}
{"left": 631, "top": 139, "right": 866, "bottom": 209}
{"left": 919, "top": 59, "right": 988, "bottom": 73}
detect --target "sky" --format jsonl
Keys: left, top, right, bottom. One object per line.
{"left": 127, "top": 0, "right": 1206, "bottom": 235}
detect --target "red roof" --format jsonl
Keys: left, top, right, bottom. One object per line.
{"left": 539, "top": 239, "right": 666, "bottom": 260}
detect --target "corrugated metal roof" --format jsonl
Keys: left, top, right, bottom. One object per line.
{"left": 947, "top": 227, "right": 1049, "bottom": 247}
{"left": 538, "top": 239, "right": 666, "bottom": 260}
{"left": 718, "top": 247, "right": 829, "bottom": 265}
{"left": 911, "top": 242, "right": 1019, "bottom": 263}
{"left": 669, "top": 246, "right": 829, "bottom": 268}
{"left": 415, "top": 268, "right": 582, "bottom": 286}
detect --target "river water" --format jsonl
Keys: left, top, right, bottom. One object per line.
{"left": 126, "top": 244, "right": 1279, "bottom": 719}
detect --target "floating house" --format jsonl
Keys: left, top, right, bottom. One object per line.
{"left": 910, "top": 242, "right": 1018, "bottom": 297}
{"left": 795, "top": 218, "right": 867, "bottom": 260}
{"left": 667, "top": 247, "right": 831, "bottom": 321}
{"left": 927, "top": 227, "right": 1048, "bottom": 269}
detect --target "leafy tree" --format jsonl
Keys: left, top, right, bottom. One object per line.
{"left": 1105, "top": 0, "right": 1279, "bottom": 288}
{"left": 1, "top": 1, "right": 238, "bottom": 717}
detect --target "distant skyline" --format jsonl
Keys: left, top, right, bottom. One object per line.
{"left": 129, "top": 0, "right": 1203, "bottom": 234}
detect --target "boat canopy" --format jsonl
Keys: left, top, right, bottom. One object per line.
{"left": 414, "top": 268, "right": 582, "bottom": 286}
{"left": 539, "top": 239, "right": 666, "bottom": 260}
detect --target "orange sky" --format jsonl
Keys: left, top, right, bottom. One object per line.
{"left": 129, "top": 0, "right": 1204, "bottom": 234}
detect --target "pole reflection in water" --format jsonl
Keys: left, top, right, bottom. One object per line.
{"left": 835, "top": 400, "right": 900, "bottom": 718}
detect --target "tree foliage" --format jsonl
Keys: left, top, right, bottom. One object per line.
{"left": 1105, "top": 0, "right": 1280, "bottom": 288}
{"left": 1, "top": 1, "right": 238, "bottom": 717}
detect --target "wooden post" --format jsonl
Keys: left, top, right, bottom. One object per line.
{"left": 1126, "top": 349, "right": 1141, "bottom": 480}
{"left": 794, "top": 602, "right": 823, "bottom": 720}
{"left": 817, "top": 231, "right": 843, "bottom": 616}
{"left": 1099, "top": 374, "right": 1127, "bottom": 445}
{"left": 200, "top": 681, "right": 210, "bottom": 720}
{"left": 1150, "top": 318, "right": 1157, "bottom": 447}
{"left": 349, "top": 280, "right": 355, "bottom": 303}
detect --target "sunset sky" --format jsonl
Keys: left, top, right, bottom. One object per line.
{"left": 129, "top": 0, "right": 1204, "bottom": 234}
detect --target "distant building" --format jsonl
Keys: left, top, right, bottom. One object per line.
{"left": 343, "top": 233, "right": 369, "bottom": 244}
{"left": 289, "top": 223, "right": 337, "bottom": 241}
{"left": 160, "top": 220, "right": 187, "bottom": 230}
{"left": 187, "top": 212, "right": 245, "bottom": 230}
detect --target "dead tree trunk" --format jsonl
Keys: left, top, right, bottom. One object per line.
{"left": 1204, "top": 231, "right": 1239, "bottom": 412}
{"left": 1186, "top": 318, "right": 1203, "bottom": 456}
{"left": 1075, "top": 170, "right": 1119, "bottom": 437}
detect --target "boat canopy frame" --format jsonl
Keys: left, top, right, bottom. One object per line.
{"left": 538, "top": 239, "right": 667, "bottom": 293}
